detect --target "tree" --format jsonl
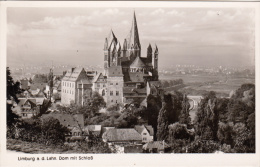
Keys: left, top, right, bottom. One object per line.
{"left": 194, "top": 91, "right": 219, "bottom": 140}
{"left": 40, "top": 117, "right": 70, "bottom": 145}
{"left": 178, "top": 94, "right": 191, "bottom": 127}
{"left": 6, "top": 67, "right": 23, "bottom": 127}
{"left": 84, "top": 91, "right": 106, "bottom": 117}
{"left": 157, "top": 101, "right": 170, "bottom": 141}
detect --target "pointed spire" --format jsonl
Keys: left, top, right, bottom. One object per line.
{"left": 123, "top": 39, "right": 127, "bottom": 50}
{"left": 154, "top": 44, "right": 158, "bottom": 53}
{"left": 127, "top": 11, "right": 141, "bottom": 49}
{"left": 104, "top": 38, "right": 108, "bottom": 50}
{"left": 107, "top": 29, "right": 117, "bottom": 50}
{"left": 147, "top": 43, "right": 152, "bottom": 51}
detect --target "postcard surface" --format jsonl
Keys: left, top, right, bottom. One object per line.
{"left": 0, "top": 1, "right": 259, "bottom": 167}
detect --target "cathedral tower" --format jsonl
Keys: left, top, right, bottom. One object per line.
{"left": 125, "top": 12, "right": 141, "bottom": 62}
{"left": 153, "top": 45, "right": 159, "bottom": 80}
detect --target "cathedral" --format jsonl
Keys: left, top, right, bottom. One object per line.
{"left": 93, "top": 12, "right": 162, "bottom": 107}
{"left": 61, "top": 12, "right": 162, "bottom": 107}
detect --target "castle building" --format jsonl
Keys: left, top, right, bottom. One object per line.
{"left": 61, "top": 68, "right": 92, "bottom": 106}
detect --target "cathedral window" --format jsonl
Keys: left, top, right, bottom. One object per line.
{"left": 116, "top": 91, "right": 119, "bottom": 96}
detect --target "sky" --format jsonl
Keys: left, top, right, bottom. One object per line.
{"left": 7, "top": 7, "right": 255, "bottom": 68}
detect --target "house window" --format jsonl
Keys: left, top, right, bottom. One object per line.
{"left": 102, "top": 90, "right": 105, "bottom": 96}
{"left": 78, "top": 132, "right": 81, "bottom": 136}
{"left": 143, "top": 137, "right": 147, "bottom": 141}
{"left": 110, "top": 83, "right": 113, "bottom": 85}
{"left": 110, "top": 91, "right": 113, "bottom": 96}
{"left": 74, "top": 132, "right": 77, "bottom": 136}
{"left": 111, "top": 100, "right": 113, "bottom": 102}
{"left": 143, "top": 133, "right": 147, "bottom": 135}
{"left": 116, "top": 91, "right": 119, "bottom": 96}
{"left": 116, "top": 83, "right": 118, "bottom": 85}
{"left": 97, "top": 83, "right": 100, "bottom": 87}
{"left": 103, "top": 84, "right": 106, "bottom": 87}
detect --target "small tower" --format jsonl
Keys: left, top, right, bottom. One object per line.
{"left": 122, "top": 39, "right": 127, "bottom": 59}
{"left": 104, "top": 30, "right": 117, "bottom": 75}
{"left": 104, "top": 37, "right": 109, "bottom": 75}
{"left": 147, "top": 44, "right": 152, "bottom": 63}
{"left": 153, "top": 45, "right": 159, "bottom": 80}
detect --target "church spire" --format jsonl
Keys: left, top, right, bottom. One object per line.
{"left": 127, "top": 11, "right": 141, "bottom": 50}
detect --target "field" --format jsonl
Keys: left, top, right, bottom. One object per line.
{"left": 161, "top": 74, "right": 255, "bottom": 97}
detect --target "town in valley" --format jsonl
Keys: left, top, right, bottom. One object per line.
{"left": 6, "top": 8, "right": 255, "bottom": 154}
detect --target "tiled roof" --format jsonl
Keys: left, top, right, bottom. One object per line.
{"left": 41, "top": 113, "right": 84, "bottom": 128}
{"left": 130, "top": 56, "right": 146, "bottom": 68}
{"left": 102, "top": 128, "right": 142, "bottom": 142}
{"left": 62, "top": 68, "right": 87, "bottom": 82}
{"left": 143, "top": 141, "right": 170, "bottom": 150}
{"left": 107, "top": 66, "right": 124, "bottom": 77}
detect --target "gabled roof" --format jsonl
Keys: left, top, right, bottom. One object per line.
{"left": 107, "top": 66, "right": 124, "bottom": 77}
{"left": 62, "top": 68, "right": 89, "bottom": 82}
{"left": 134, "top": 125, "right": 154, "bottom": 136}
{"left": 18, "top": 98, "right": 36, "bottom": 106}
{"left": 130, "top": 56, "right": 146, "bottom": 68}
{"left": 143, "top": 141, "right": 170, "bottom": 150}
{"left": 102, "top": 128, "right": 142, "bottom": 142}
{"left": 92, "top": 73, "right": 106, "bottom": 83}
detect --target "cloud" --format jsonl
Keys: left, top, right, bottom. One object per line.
{"left": 151, "top": 8, "right": 165, "bottom": 15}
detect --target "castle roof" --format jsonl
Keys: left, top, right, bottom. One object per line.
{"left": 62, "top": 68, "right": 89, "bottom": 82}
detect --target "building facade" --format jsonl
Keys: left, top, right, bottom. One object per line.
{"left": 61, "top": 68, "right": 92, "bottom": 106}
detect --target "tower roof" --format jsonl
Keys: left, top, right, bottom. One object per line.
{"left": 130, "top": 56, "right": 146, "bottom": 68}
{"left": 107, "top": 29, "right": 118, "bottom": 50}
{"left": 126, "top": 11, "right": 141, "bottom": 50}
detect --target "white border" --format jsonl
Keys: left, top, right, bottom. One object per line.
{"left": 0, "top": 1, "right": 259, "bottom": 167}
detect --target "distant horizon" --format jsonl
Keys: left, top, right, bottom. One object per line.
{"left": 7, "top": 7, "right": 255, "bottom": 68}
